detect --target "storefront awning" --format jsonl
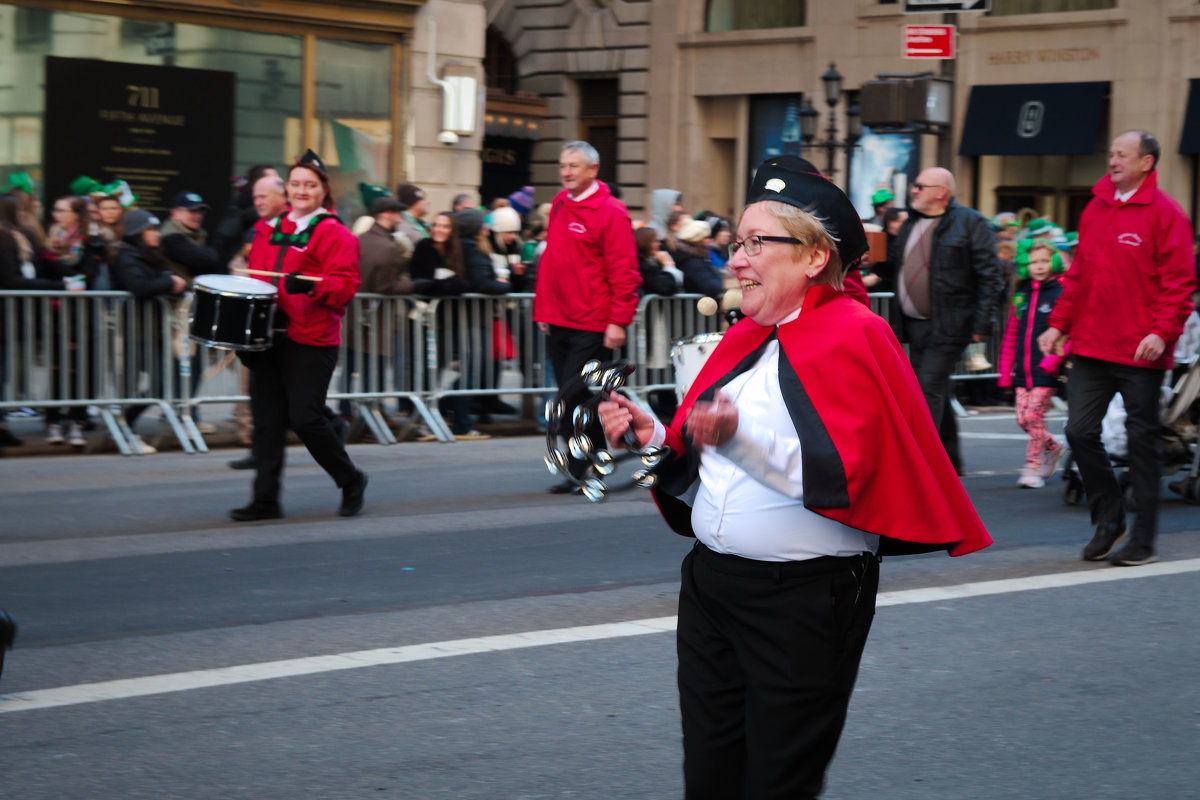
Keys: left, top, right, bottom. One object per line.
{"left": 1179, "top": 79, "right": 1200, "bottom": 154}
{"left": 959, "top": 82, "right": 1109, "bottom": 156}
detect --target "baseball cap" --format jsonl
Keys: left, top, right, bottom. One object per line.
{"left": 170, "top": 191, "right": 208, "bottom": 211}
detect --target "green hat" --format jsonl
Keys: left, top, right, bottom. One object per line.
{"left": 1052, "top": 231, "right": 1078, "bottom": 250}
{"left": 69, "top": 175, "right": 102, "bottom": 196}
{"left": 359, "top": 182, "right": 390, "bottom": 210}
{"left": 112, "top": 180, "right": 138, "bottom": 209}
{"left": 1024, "top": 217, "right": 1055, "bottom": 237}
{"left": 5, "top": 172, "right": 33, "bottom": 194}
{"left": 1014, "top": 237, "right": 1065, "bottom": 277}
{"left": 95, "top": 180, "right": 138, "bottom": 209}
{"left": 870, "top": 188, "right": 895, "bottom": 206}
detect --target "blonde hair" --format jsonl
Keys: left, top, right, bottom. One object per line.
{"left": 748, "top": 200, "right": 845, "bottom": 290}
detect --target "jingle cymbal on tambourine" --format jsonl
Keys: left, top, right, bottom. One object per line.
{"left": 542, "top": 358, "right": 670, "bottom": 503}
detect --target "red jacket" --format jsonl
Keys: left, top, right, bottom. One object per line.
{"left": 1048, "top": 172, "right": 1195, "bottom": 369}
{"left": 247, "top": 212, "right": 360, "bottom": 347}
{"left": 651, "top": 285, "right": 992, "bottom": 558}
{"left": 533, "top": 181, "right": 640, "bottom": 332}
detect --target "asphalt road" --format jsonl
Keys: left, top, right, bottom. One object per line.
{"left": 2, "top": 410, "right": 1199, "bottom": 799}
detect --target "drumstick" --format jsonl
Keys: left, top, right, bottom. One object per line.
{"left": 233, "top": 267, "right": 323, "bottom": 282}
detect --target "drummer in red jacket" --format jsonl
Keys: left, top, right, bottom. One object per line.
{"left": 599, "top": 155, "right": 991, "bottom": 800}
{"left": 230, "top": 149, "right": 367, "bottom": 521}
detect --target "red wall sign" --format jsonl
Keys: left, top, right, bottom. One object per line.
{"left": 903, "top": 25, "right": 956, "bottom": 59}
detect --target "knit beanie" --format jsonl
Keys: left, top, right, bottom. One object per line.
{"left": 454, "top": 208, "right": 485, "bottom": 238}
{"left": 490, "top": 206, "right": 522, "bottom": 234}
{"left": 123, "top": 209, "right": 159, "bottom": 238}
{"left": 507, "top": 186, "right": 535, "bottom": 217}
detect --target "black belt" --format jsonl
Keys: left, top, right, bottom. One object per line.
{"left": 693, "top": 541, "right": 875, "bottom": 580}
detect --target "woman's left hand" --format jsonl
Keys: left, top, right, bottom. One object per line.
{"left": 685, "top": 391, "right": 737, "bottom": 449}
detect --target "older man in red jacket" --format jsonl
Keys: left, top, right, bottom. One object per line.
{"left": 533, "top": 140, "right": 641, "bottom": 493}
{"left": 1039, "top": 130, "right": 1196, "bottom": 566}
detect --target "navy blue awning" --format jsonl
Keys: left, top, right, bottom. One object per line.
{"left": 959, "top": 82, "right": 1109, "bottom": 156}
{"left": 1180, "top": 79, "right": 1200, "bottom": 154}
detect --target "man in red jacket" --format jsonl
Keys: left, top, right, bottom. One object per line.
{"left": 534, "top": 140, "right": 640, "bottom": 493}
{"left": 1039, "top": 130, "right": 1196, "bottom": 566}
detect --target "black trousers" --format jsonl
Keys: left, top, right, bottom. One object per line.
{"left": 902, "top": 316, "right": 965, "bottom": 470}
{"left": 246, "top": 339, "right": 358, "bottom": 503}
{"left": 678, "top": 543, "right": 879, "bottom": 800}
{"left": 547, "top": 325, "right": 610, "bottom": 478}
{"left": 1065, "top": 355, "right": 1164, "bottom": 546}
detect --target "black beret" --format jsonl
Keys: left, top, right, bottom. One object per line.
{"left": 746, "top": 155, "right": 868, "bottom": 267}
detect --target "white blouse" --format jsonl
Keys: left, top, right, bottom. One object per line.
{"left": 652, "top": 317, "right": 879, "bottom": 562}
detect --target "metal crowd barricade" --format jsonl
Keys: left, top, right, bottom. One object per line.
{"left": 421, "top": 293, "right": 553, "bottom": 441}
{"left": 332, "top": 293, "right": 443, "bottom": 444}
{"left": 179, "top": 293, "right": 445, "bottom": 450}
{"left": 1, "top": 287, "right": 1011, "bottom": 456}
{"left": 626, "top": 293, "right": 724, "bottom": 404}
{"left": 0, "top": 290, "right": 193, "bottom": 455}
{"left": 871, "top": 290, "right": 1004, "bottom": 415}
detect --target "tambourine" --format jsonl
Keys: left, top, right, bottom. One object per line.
{"left": 543, "top": 359, "right": 672, "bottom": 503}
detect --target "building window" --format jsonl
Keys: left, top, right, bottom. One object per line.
{"left": 0, "top": 11, "right": 303, "bottom": 201}
{"left": 119, "top": 19, "right": 170, "bottom": 44}
{"left": 14, "top": 7, "right": 51, "bottom": 51}
{"left": 309, "top": 39, "right": 393, "bottom": 223}
{"left": 706, "top": 0, "right": 806, "bottom": 32}
{"left": 578, "top": 79, "right": 619, "bottom": 185}
{"left": 485, "top": 27, "right": 518, "bottom": 95}
{"left": 988, "top": 0, "right": 1116, "bottom": 14}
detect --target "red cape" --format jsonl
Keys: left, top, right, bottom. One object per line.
{"left": 652, "top": 285, "right": 992, "bottom": 557}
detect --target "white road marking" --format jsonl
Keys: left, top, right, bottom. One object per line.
{"left": 4, "top": 559, "right": 1199, "bottom": 715}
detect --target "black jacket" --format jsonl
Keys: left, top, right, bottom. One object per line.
{"left": 460, "top": 237, "right": 509, "bottom": 295}
{"left": 212, "top": 193, "right": 259, "bottom": 264}
{"left": 672, "top": 240, "right": 724, "bottom": 298}
{"left": 111, "top": 241, "right": 181, "bottom": 299}
{"left": 160, "top": 218, "right": 223, "bottom": 282}
{"left": 887, "top": 200, "right": 1003, "bottom": 345}
{"left": 638, "top": 256, "right": 677, "bottom": 296}
{"left": 409, "top": 239, "right": 469, "bottom": 297}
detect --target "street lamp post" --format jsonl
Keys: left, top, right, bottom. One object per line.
{"left": 798, "top": 62, "right": 862, "bottom": 186}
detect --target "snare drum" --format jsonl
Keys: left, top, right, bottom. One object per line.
{"left": 670, "top": 332, "right": 725, "bottom": 399}
{"left": 189, "top": 274, "right": 279, "bottom": 351}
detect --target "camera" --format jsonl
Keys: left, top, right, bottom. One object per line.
{"left": 437, "top": 130, "right": 459, "bottom": 146}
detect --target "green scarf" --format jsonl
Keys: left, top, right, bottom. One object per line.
{"left": 269, "top": 212, "right": 338, "bottom": 248}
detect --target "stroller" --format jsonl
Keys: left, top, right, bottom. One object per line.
{"left": 1060, "top": 314, "right": 1200, "bottom": 506}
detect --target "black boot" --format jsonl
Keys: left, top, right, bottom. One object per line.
{"left": 339, "top": 471, "right": 368, "bottom": 517}
{"left": 0, "top": 610, "right": 17, "bottom": 680}
{"left": 229, "top": 500, "right": 284, "bottom": 522}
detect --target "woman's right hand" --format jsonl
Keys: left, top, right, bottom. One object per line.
{"left": 598, "top": 392, "right": 655, "bottom": 450}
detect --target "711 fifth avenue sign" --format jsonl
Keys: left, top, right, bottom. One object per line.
{"left": 904, "top": 0, "right": 989, "bottom": 11}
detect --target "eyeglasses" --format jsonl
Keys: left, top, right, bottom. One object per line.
{"left": 911, "top": 182, "right": 943, "bottom": 192}
{"left": 728, "top": 235, "right": 803, "bottom": 258}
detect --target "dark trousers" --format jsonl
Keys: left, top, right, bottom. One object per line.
{"left": 903, "top": 316, "right": 964, "bottom": 470}
{"left": 547, "top": 325, "right": 610, "bottom": 478}
{"left": 247, "top": 339, "right": 358, "bottom": 502}
{"left": 1065, "top": 355, "right": 1164, "bottom": 546}
{"left": 678, "top": 543, "right": 879, "bottom": 800}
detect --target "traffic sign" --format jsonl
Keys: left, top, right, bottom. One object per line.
{"left": 904, "top": 25, "right": 956, "bottom": 59}
{"left": 903, "top": 0, "right": 989, "bottom": 12}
